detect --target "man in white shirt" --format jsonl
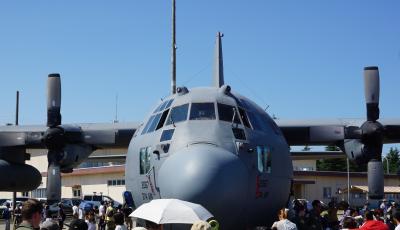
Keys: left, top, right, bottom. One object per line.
{"left": 98, "top": 201, "right": 106, "bottom": 230}
{"left": 72, "top": 202, "right": 79, "bottom": 219}
{"left": 78, "top": 206, "right": 84, "bottom": 219}
{"left": 99, "top": 201, "right": 105, "bottom": 217}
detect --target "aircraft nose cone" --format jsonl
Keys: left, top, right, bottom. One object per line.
{"left": 158, "top": 144, "right": 249, "bottom": 229}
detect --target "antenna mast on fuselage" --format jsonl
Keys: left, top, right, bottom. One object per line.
{"left": 171, "top": 0, "right": 177, "bottom": 94}
{"left": 213, "top": 32, "right": 224, "bottom": 88}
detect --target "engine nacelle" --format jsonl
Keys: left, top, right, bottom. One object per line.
{"left": 0, "top": 160, "right": 41, "bottom": 191}
{"left": 59, "top": 144, "right": 93, "bottom": 171}
{"left": 343, "top": 139, "right": 369, "bottom": 164}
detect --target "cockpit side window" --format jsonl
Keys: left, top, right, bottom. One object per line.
{"left": 153, "top": 99, "right": 174, "bottom": 113}
{"left": 166, "top": 103, "right": 189, "bottom": 125}
{"left": 238, "top": 107, "right": 251, "bottom": 128}
{"left": 165, "top": 99, "right": 174, "bottom": 110}
{"left": 153, "top": 102, "right": 165, "bottom": 113}
{"left": 247, "top": 111, "right": 280, "bottom": 134}
{"left": 247, "top": 112, "right": 264, "bottom": 131}
{"left": 147, "top": 113, "right": 162, "bottom": 133}
{"left": 156, "top": 109, "right": 170, "bottom": 130}
{"left": 190, "top": 103, "right": 216, "bottom": 120}
{"left": 217, "top": 103, "right": 240, "bottom": 124}
{"left": 141, "top": 115, "right": 156, "bottom": 135}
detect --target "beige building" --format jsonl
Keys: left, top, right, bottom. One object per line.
{"left": 0, "top": 148, "right": 126, "bottom": 203}
{"left": 293, "top": 171, "right": 400, "bottom": 207}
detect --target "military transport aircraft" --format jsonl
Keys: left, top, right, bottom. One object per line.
{"left": 1, "top": 5, "right": 400, "bottom": 230}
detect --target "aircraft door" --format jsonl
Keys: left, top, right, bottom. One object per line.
{"left": 138, "top": 146, "right": 161, "bottom": 202}
{"left": 255, "top": 146, "right": 272, "bottom": 199}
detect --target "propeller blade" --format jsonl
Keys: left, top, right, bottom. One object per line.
{"left": 383, "top": 125, "right": 400, "bottom": 142}
{"left": 364, "top": 66, "right": 380, "bottom": 121}
{"left": 368, "top": 159, "right": 384, "bottom": 199}
{"left": 47, "top": 73, "right": 62, "bottom": 127}
{"left": 46, "top": 160, "right": 62, "bottom": 204}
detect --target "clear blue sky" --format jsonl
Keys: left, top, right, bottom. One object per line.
{"left": 0, "top": 1, "right": 399, "bottom": 152}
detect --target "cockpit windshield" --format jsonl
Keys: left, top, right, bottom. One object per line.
{"left": 190, "top": 103, "right": 216, "bottom": 120}
{"left": 166, "top": 103, "right": 189, "bottom": 125}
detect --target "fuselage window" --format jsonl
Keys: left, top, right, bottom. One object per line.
{"left": 156, "top": 109, "right": 170, "bottom": 130}
{"left": 190, "top": 103, "right": 216, "bottom": 120}
{"left": 160, "top": 129, "right": 175, "bottom": 142}
{"left": 166, "top": 103, "right": 189, "bottom": 125}
{"left": 139, "top": 147, "right": 151, "bottom": 175}
{"left": 257, "top": 146, "right": 272, "bottom": 173}
{"left": 238, "top": 107, "right": 251, "bottom": 128}
{"left": 141, "top": 115, "right": 156, "bottom": 135}
{"left": 217, "top": 103, "right": 240, "bottom": 124}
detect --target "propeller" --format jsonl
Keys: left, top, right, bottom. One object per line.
{"left": 363, "top": 67, "right": 384, "bottom": 199}
{"left": 43, "top": 74, "right": 65, "bottom": 204}
{"left": 344, "top": 67, "right": 384, "bottom": 199}
{"left": 0, "top": 73, "right": 135, "bottom": 201}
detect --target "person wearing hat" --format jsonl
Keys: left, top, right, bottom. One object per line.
{"left": 16, "top": 199, "right": 43, "bottom": 230}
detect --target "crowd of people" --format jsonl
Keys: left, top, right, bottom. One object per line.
{"left": 1, "top": 198, "right": 216, "bottom": 230}
{"left": 270, "top": 199, "right": 400, "bottom": 230}
{"left": 6, "top": 197, "right": 400, "bottom": 230}
{"left": 0, "top": 199, "right": 136, "bottom": 230}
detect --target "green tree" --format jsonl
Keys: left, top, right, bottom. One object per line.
{"left": 316, "top": 158, "right": 367, "bottom": 172}
{"left": 383, "top": 147, "right": 399, "bottom": 174}
{"left": 325, "top": 145, "right": 340, "bottom": 151}
{"left": 316, "top": 146, "right": 367, "bottom": 172}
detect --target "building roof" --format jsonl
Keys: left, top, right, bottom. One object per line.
{"left": 294, "top": 170, "right": 400, "bottom": 178}
{"left": 41, "top": 165, "right": 125, "bottom": 177}
{"left": 293, "top": 179, "right": 315, "bottom": 184}
{"left": 342, "top": 185, "right": 400, "bottom": 194}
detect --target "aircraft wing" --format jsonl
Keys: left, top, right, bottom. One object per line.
{"left": 275, "top": 118, "right": 400, "bottom": 146}
{"left": 0, "top": 122, "right": 140, "bottom": 149}
{"left": 0, "top": 122, "right": 140, "bottom": 192}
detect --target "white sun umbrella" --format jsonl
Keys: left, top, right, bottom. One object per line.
{"left": 129, "top": 199, "right": 213, "bottom": 224}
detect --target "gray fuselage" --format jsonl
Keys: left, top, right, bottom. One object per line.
{"left": 125, "top": 86, "right": 293, "bottom": 229}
